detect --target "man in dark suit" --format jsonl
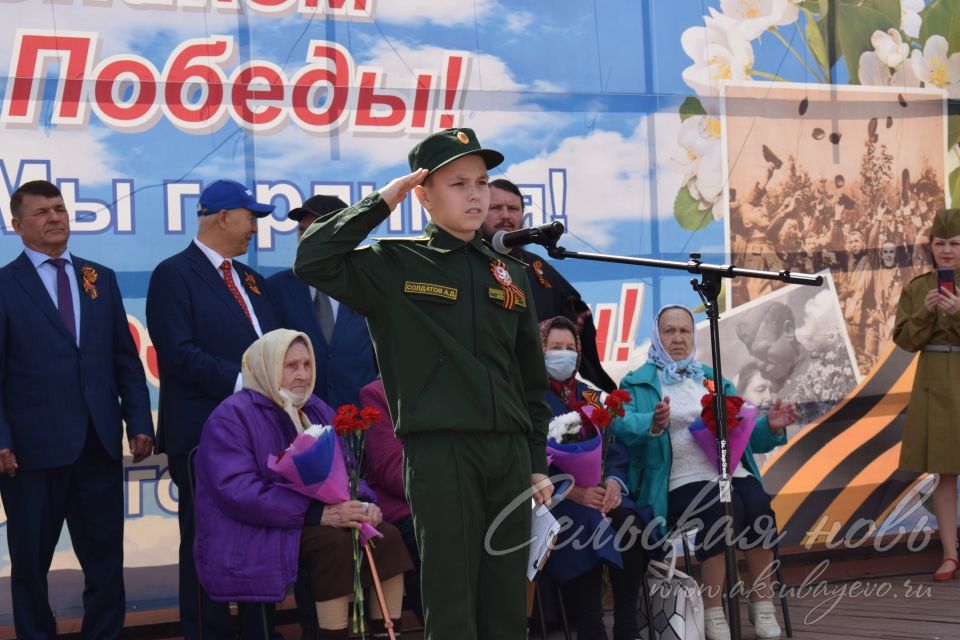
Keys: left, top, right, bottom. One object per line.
{"left": 146, "top": 179, "right": 280, "bottom": 639}
{"left": 267, "top": 195, "right": 378, "bottom": 407}
{"left": 481, "top": 178, "right": 616, "bottom": 391}
{"left": 0, "top": 180, "right": 154, "bottom": 639}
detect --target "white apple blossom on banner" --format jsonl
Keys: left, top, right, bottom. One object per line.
{"left": 901, "top": 0, "right": 924, "bottom": 39}
{"left": 871, "top": 29, "right": 910, "bottom": 68}
{"left": 911, "top": 35, "right": 960, "bottom": 98}
{"left": 858, "top": 50, "right": 922, "bottom": 88}
{"left": 718, "top": 0, "right": 801, "bottom": 40}
{"left": 674, "top": 115, "right": 724, "bottom": 215}
{"left": 681, "top": 9, "right": 755, "bottom": 97}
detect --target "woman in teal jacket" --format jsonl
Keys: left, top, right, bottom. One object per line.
{"left": 612, "top": 305, "right": 795, "bottom": 640}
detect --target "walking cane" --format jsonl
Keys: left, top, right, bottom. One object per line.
{"left": 364, "top": 544, "right": 397, "bottom": 640}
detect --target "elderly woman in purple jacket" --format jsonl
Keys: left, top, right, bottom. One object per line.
{"left": 193, "top": 329, "right": 412, "bottom": 639}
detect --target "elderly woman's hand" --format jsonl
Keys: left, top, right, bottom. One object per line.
{"left": 366, "top": 503, "right": 383, "bottom": 527}
{"left": 320, "top": 500, "right": 374, "bottom": 530}
{"left": 650, "top": 397, "right": 671, "bottom": 435}
{"left": 600, "top": 477, "right": 623, "bottom": 513}
{"left": 568, "top": 485, "right": 606, "bottom": 510}
{"left": 767, "top": 399, "right": 797, "bottom": 433}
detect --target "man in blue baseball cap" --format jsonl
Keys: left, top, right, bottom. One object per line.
{"left": 146, "top": 178, "right": 281, "bottom": 639}
{"left": 197, "top": 179, "right": 276, "bottom": 217}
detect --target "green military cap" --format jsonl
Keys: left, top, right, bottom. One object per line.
{"left": 931, "top": 208, "right": 960, "bottom": 238}
{"left": 408, "top": 128, "right": 504, "bottom": 174}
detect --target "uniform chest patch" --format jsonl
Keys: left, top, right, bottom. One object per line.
{"left": 487, "top": 287, "right": 527, "bottom": 309}
{"left": 403, "top": 281, "right": 458, "bottom": 301}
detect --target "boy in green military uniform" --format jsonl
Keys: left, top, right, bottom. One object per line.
{"left": 294, "top": 128, "right": 553, "bottom": 640}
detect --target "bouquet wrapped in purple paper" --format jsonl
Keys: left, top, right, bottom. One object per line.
{"left": 688, "top": 395, "right": 758, "bottom": 474}
{"left": 268, "top": 425, "right": 382, "bottom": 546}
{"left": 546, "top": 391, "right": 632, "bottom": 487}
{"left": 547, "top": 420, "right": 603, "bottom": 486}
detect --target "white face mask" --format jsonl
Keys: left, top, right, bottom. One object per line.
{"left": 278, "top": 387, "right": 308, "bottom": 408}
{"left": 544, "top": 349, "right": 578, "bottom": 381}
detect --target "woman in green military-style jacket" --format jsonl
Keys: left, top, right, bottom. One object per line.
{"left": 611, "top": 305, "right": 794, "bottom": 640}
{"left": 893, "top": 207, "right": 960, "bottom": 583}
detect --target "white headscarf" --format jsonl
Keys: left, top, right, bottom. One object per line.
{"left": 646, "top": 304, "right": 704, "bottom": 385}
{"left": 241, "top": 329, "right": 316, "bottom": 433}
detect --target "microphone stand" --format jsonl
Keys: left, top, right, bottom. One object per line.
{"left": 539, "top": 237, "right": 822, "bottom": 640}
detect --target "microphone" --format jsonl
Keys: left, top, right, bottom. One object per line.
{"left": 491, "top": 221, "right": 565, "bottom": 254}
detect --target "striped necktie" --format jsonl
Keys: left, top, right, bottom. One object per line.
{"left": 219, "top": 260, "right": 253, "bottom": 326}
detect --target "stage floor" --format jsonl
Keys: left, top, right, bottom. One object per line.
{"left": 7, "top": 540, "right": 957, "bottom": 639}
{"left": 10, "top": 570, "right": 956, "bottom": 639}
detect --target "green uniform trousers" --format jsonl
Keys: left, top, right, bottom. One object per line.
{"left": 404, "top": 430, "right": 532, "bottom": 640}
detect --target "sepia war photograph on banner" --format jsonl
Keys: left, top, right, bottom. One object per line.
{"left": 694, "top": 272, "right": 860, "bottom": 445}
{"left": 720, "top": 81, "right": 947, "bottom": 375}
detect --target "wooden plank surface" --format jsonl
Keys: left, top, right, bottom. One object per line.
{"left": 4, "top": 571, "right": 957, "bottom": 639}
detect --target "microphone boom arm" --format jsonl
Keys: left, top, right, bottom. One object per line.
{"left": 545, "top": 243, "right": 823, "bottom": 287}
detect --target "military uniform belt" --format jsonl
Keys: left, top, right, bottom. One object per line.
{"left": 923, "top": 344, "right": 960, "bottom": 352}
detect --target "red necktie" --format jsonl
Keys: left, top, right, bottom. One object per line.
{"left": 219, "top": 260, "right": 253, "bottom": 326}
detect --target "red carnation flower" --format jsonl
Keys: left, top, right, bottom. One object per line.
{"left": 591, "top": 409, "right": 612, "bottom": 430}
{"left": 360, "top": 407, "right": 381, "bottom": 429}
{"left": 332, "top": 415, "right": 356, "bottom": 434}
{"left": 699, "top": 393, "right": 745, "bottom": 437}
{"left": 604, "top": 389, "right": 631, "bottom": 417}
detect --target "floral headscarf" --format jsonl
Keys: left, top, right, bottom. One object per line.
{"left": 647, "top": 304, "right": 704, "bottom": 385}
{"left": 539, "top": 316, "right": 582, "bottom": 410}
{"left": 242, "top": 328, "right": 317, "bottom": 432}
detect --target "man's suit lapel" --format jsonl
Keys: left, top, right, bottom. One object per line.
{"left": 327, "top": 301, "right": 352, "bottom": 348}
{"left": 10, "top": 252, "right": 76, "bottom": 345}
{"left": 234, "top": 262, "right": 272, "bottom": 330}
{"left": 185, "top": 243, "right": 255, "bottom": 333}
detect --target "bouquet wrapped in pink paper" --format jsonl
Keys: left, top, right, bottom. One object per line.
{"left": 267, "top": 424, "right": 382, "bottom": 546}
{"left": 688, "top": 393, "right": 758, "bottom": 474}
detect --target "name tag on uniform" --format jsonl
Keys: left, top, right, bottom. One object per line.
{"left": 487, "top": 287, "right": 527, "bottom": 309}
{"left": 404, "top": 281, "right": 458, "bottom": 301}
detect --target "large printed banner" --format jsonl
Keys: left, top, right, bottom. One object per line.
{"left": 1, "top": 0, "right": 958, "bottom": 623}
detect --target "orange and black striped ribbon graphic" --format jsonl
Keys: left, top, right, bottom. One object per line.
{"left": 490, "top": 259, "right": 526, "bottom": 310}
{"left": 761, "top": 344, "right": 923, "bottom": 546}
{"left": 532, "top": 260, "right": 552, "bottom": 289}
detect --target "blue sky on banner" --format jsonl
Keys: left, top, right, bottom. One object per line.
{"left": 0, "top": 1, "right": 835, "bottom": 322}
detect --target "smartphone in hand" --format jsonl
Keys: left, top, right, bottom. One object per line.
{"left": 938, "top": 268, "right": 956, "bottom": 295}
